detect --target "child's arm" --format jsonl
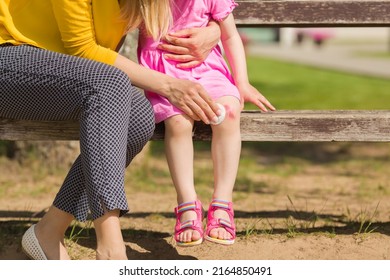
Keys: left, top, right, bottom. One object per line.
{"left": 219, "top": 14, "right": 275, "bottom": 112}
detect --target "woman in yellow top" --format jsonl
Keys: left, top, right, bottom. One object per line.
{"left": 0, "top": 0, "right": 221, "bottom": 260}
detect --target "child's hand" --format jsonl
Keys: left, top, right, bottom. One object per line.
{"left": 238, "top": 83, "right": 276, "bottom": 112}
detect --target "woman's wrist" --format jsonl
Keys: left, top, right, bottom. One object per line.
{"left": 154, "top": 75, "right": 176, "bottom": 99}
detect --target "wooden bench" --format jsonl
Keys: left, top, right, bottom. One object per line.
{"left": 1, "top": 0, "right": 390, "bottom": 142}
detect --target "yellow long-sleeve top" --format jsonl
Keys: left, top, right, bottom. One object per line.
{"left": 0, "top": 0, "right": 127, "bottom": 65}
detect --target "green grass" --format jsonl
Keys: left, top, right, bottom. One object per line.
{"left": 246, "top": 55, "right": 390, "bottom": 110}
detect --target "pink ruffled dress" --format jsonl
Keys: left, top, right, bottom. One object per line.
{"left": 137, "top": 0, "right": 240, "bottom": 123}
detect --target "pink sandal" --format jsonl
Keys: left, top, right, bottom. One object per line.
{"left": 174, "top": 200, "right": 204, "bottom": 246}
{"left": 205, "top": 199, "right": 236, "bottom": 245}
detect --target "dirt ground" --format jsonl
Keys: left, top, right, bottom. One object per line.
{"left": 1, "top": 142, "right": 390, "bottom": 260}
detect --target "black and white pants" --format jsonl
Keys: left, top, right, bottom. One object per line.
{"left": 0, "top": 44, "right": 155, "bottom": 221}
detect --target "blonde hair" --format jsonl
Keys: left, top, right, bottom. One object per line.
{"left": 121, "top": 0, "right": 172, "bottom": 40}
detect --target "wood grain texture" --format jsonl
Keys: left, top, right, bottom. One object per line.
{"left": 2, "top": 111, "right": 390, "bottom": 142}
{"left": 234, "top": 0, "right": 390, "bottom": 27}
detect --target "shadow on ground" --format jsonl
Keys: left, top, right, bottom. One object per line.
{"left": 2, "top": 207, "right": 390, "bottom": 260}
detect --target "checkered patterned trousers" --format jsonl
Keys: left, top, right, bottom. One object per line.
{"left": 0, "top": 45, "right": 155, "bottom": 221}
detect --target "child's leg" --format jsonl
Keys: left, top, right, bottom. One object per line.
{"left": 165, "top": 114, "right": 196, "bottom": 202}
{"left": 164, "top": 114, "right": 201, "bottom": 243}
{"left": 210, "top": 96, "right": 241, "bottom": 240}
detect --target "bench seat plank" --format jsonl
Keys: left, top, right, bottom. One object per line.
{"left": 2, "top": 110, "right": 390, "bottom": 142}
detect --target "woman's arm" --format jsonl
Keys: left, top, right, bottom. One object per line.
{"left": 50, "top": 0, "right": 121, "bottom": 64}
{"left": 115, "top": 54, "right": 220, "bottom": 124}
{"left": 157, "top": 21, "right": 221, "bottom": 69}
{"left": 219, "top": 14, "right": 275, "bottom": 112}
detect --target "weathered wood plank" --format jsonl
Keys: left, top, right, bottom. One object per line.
{"left": 234, "top": 0, "right": 390, "bottom": 27}
{"left": 0, "top": 118, "right": 80, "bottom": 141}
{"left": 2, "top": 110, "right": 390, "bottom": 142}
{"left": 239, "top": 110, "right": 390, "bottom": 142}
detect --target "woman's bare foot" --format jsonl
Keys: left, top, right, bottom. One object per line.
{"left": 94, "top": 209, "right": 128, "bottom": 260}
{"left": 34, "top": 223, "right": 71, "bottom": 260}
{"left": 96, "top": 246, "right": 127, "bottom": 260}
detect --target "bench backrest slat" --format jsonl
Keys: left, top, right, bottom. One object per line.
{"left": 235, "top": 0, "right": 390, "bottom": 27}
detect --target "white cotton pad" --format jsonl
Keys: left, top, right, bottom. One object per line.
{"left": 211, "top": 103, "right": 226, "bottom": 125}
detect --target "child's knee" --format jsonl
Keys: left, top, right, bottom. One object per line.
{"left": 219, "top": 101, "right": 241, "bottom": 125}
{"left": 165, "top": 114, "right": 193, "bottom": 136}
{"left": 225, "top": 104, "right": 240, "bottom": 122}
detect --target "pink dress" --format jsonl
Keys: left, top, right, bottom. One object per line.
{"left": 138, "top": 0, "right": 240, "bottom": 123}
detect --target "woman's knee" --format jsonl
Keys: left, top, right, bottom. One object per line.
{"left": 124, "top": 90, "right": 155, "bottom": 164}
{"left": 95, "top": 67, "right": 133, "bottom": 104}
{"left": 130, "top": 88, "right": 155, "bottom": 140}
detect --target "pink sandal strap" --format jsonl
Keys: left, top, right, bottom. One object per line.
{"left": 174, "top": 200, "right": 204, "bottom": 246}
{"left": 205, "top": 199, "right": 236, "bottom": 245}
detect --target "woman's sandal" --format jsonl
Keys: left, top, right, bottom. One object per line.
{"left": 174, "top": 200, "right": 204, "bottom": 247}
{"left": 205, "top": 199, "right": 236, "bottom": 245}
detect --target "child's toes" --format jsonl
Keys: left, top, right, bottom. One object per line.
{"left": 191, "top": 230, "right": 201, "bottom": 241}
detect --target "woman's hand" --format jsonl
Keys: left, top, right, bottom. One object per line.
{"left": 157, "top": 21, "right": 221, "bottom": 69}
{"left": 238, "top": 83, "right": 276, "bottom": 112}
{"left": 166, "top": 78, "right": 222, "bottom": 124}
